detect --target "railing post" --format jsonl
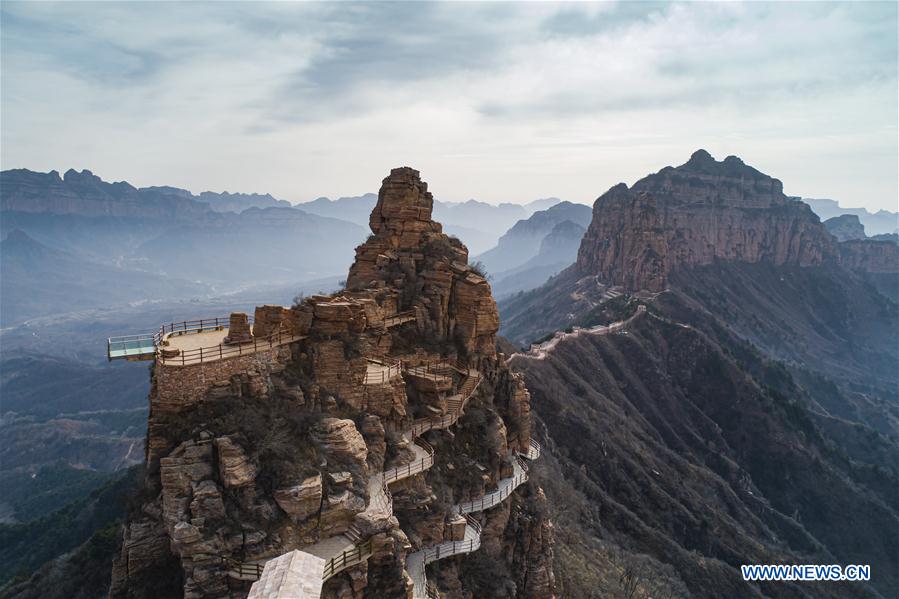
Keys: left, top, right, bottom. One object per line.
{"left": 199, "top": 347, "right": 203, "bottom": 364}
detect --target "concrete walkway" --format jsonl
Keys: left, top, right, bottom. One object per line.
{"left": 406, "top": 441, "right": 541, "bottom": 599}
{"left": 455, "top": 455, "right": 527, "bottom": 515}
{"left": 158, "top": 326, "right": 304, "bottom": 366}
{"left": 509, "top": 305, "right": 647, "bottom": 362}
{"left": 407, "top": 517, "right": 481, "bottom": 599}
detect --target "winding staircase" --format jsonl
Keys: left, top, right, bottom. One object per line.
{"left": 405, "top": 438, "right": 541, "bottom": 599}
{"left": 237, "top": 357, "right": 540, "bottom": 598}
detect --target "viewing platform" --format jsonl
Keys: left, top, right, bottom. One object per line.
{"left": 107, "top": 314, "right": 305, "bottom": 366}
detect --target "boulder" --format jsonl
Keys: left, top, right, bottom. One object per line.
{"left": 446, "top": 514, "right": 467, "bottom": 542}
{"left": 319, "top": 490, "right": 366, "bottom": 536}
{"left": 190, "top": 480, "right": 226, "bottom": 520}
{"left": 223, "top": 312, "right": 252, "bottom": 344}
{"left": 215, "top": 436, "right": 257, "bottom": 488}
{"left": 252, "top": 304, "right": 287, "bottom": 337}
{"left": 313, "top": 418, "right": 368, "bottom": 468}
{"left": 274, "top": 473, "right": 323, "bottom": 521}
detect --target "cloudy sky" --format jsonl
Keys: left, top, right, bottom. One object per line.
{"left": 2, "top": 1, "right": 897, "bottom": 211}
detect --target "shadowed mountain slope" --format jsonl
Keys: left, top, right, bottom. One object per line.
{"left": 513, "top": 310, "right": 896, "bottom": 598}
{"left": 501, "top": 151, "right": 898, "bottom": 598}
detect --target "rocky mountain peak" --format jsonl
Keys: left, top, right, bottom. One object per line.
{"left": 62, "top": 168, "right": 103, "bottom": 185}
{"left": 577, "top": 151, "right": 836, "bottom": 291}
{"left": 110, "top": 167, "right": 552, "bottom": 599}
{"left": 634, "top": 149, "right": 783, "bottom": 207}
{"left": 685, "top": 147, "right": 714, "bottom": 165}
{"left": 366, "top": 166, "right": 442, "bottom": 249}
{"left": 824, "top": 213, "right": 867, "bottom": 241}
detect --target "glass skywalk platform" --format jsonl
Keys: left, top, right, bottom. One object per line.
{"left": 107, "top": 334, "right": 158, "bottom": 361}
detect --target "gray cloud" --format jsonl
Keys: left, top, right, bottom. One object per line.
{"left": 1, "top": 1, "right": 896, "bottom": 212}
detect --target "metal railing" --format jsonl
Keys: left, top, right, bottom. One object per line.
{"left": 363, "top": 358, "right": 404, "bottom": 385}
{"left": 222, "top": 556, "right": 264, "bottom": 581}
{"left": 363, "top": 471, "right": 394, "bottom": 517}
{"left": 223, "top": 536, "right": 375, "bottom": 584}
{"left": 383, "top": 438, "right": 435, "bottom": 484}
{"left": 455, "top": 456, "right": 529, "bottom": 515}
{"left": 410, "top": 372, "right": 481, "bottom": 437}
{"left": 159, "top": 327, "right": 304, "bottom": 366}
{"left": 522, "top": 438, "right": 541, "bottom": 461}
{"left": 380, "top": 474, "right": 394, "bottom": 514}
{"left": 322, "top": 538, "right": 374, "bottom": 580}
{"left": 403, "top": 359, "right": 456, "bottom": 378}
{"left": 158, "top": 315, "right": 240, "bottom": 338}
{"left": 421, "top": 514, "right": 482, "bottom": 565}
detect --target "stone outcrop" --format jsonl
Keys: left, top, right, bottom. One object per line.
{"left": 347, "top": 167, "right": 500, "bottom": 363}
{"left": 252, "top": 305, "right": 289, "bottom": 337}
{"left": 824, "top": 214, "right": 867, "bottom": 241}
{"left": 224, "top": 312, "right": 252, "bottom": 344}
{"left": 365, "top": 167, "right": 442, "bottom": 251}
{"left": 216, "top": 436, "right": 258, "bottom": 488}
{"left": 313, "top": 418, "right": 368, "bottom": 472}
{"left": 576, "top": 150, "right": 838, "bottom": 291}
{"left": 813, "top": 213, "right": 899, "bottom": 274}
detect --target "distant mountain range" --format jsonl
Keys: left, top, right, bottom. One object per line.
{"left": 824, "top": 213, "right": 899, "bottom": 244}
{"left": 478, "top": 201, "right": 593, "bottom": 298}
{"left": 0, "top": 168, "right": 366, "bottom": 325}
{"left": 1, "top": 168, "right": 578, "bottom": 325}
{"left": 298, "top": 193, "right": 563, "bottom": 254}
{"left": 804, "top": 197, "right": 898, "bottom": 236}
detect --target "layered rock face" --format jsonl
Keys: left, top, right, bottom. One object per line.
{"left": 576, "top": 150, "right": 838, "bottom": 291}
{"left": 838, "top": 239, "right": 899, "bottom": 273}
{"left": 111, "top": 167, "right": 552, "bottom": 599}
{"left": 348, "top": 167, "right": 500, "bottom": 361}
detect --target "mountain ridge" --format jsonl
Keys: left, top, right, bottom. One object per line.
{"left": 498, "top": 150, "right": 898, "bottom": 597}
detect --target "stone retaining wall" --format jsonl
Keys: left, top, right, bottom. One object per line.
{"left": 153, "top": 345, "right": 290, "bottom": 411}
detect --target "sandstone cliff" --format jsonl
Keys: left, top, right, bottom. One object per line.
{"left": 576, "top": 150, "right": 838, "bottom": 291}
{"left": 497, "top": 151, "right": 898, "bottom": 598}
{"left": 821, "top": 214, "right": 899, "bottom": 274}
{"left": 110, "top": 167, "right": 553, "bottom": 599}
{"left": 837, "top": 238, "right": 899, "bottom": 274}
